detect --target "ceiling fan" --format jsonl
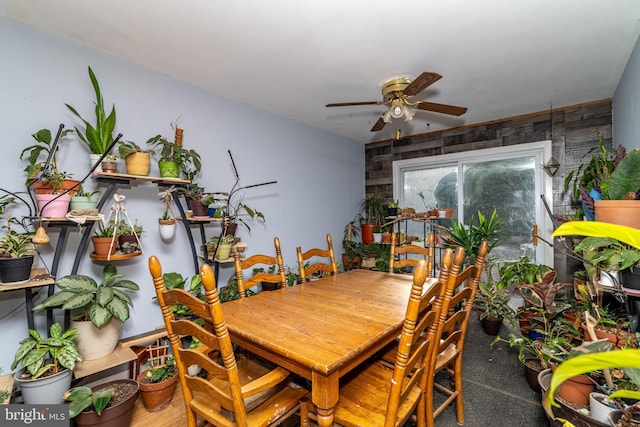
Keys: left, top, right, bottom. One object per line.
{"left": 326, "top": 72, "right": 467, "bottom": 132}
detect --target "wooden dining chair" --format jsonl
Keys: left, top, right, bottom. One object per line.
{"left": 234, "top": 236, "right": 286, "bottom": 297}
{"left": 426, "top": 240, "right": 489, "bottom": 427}
{"left": 299, "top": 258, "right": 447, "bottom": 427}
{"left": 296, "top": 233, "right": 338, "bottom": 282}
{"left": 389, "top": 231, "right": 436, "bottom": 274}
{"left": 148, "top": 256, "right": 308, "bottom": 427}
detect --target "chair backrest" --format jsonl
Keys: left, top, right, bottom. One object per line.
{"left": 234, "top": 236, "right": 286, "bottom": 297}
{"left": 296, "top": 233, "right": 338, "bottom": 282}
{"left": 389, "top": 231, "right": 435, "bottom": 274}
{"left": 149, "top": 256, "right": 250, "bottom": 426}
{"left": 437, "top": 240, "right": 489, "bottom": 358}
{"left": 384, "top": 259, "right": 445, "bottom": 426}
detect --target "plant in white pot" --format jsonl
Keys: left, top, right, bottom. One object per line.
{"left": 32, "top": 264, "right": 139, "bottom": 361}
{"left": 11, "top": 322, "right": 82, "bottom": 404}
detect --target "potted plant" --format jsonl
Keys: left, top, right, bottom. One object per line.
{"left": 34, "top": 170, "right": 75, "bottom": 217}
{"left": 20, "top": 127, "right": 77, "bottom": 191}
{"left": 64, "top": 379, "right": 139, "bottom": 427}
{"left": 101, "top": 154, "right": 118, "bottom": 173}
{"left": 553, "top": 220, "right": 640, "bottom": 290}
{"left": 545, "top": 349, "right": 640, "bottom": 425}
{"left": 65, "top": 66, "right": 117, "bottom": 163}
{"left": 32, "top": 264, "right": 140, "bottom": 361}
{"left": 117, "top": 137, "right": 158, "bottom": 176}
{"left": 179, "top": 182, "right": 211, "bottom": 217}
{"left": 387, "top": 200, "right": 399, "bottom": 217}
{"left": 136, "top": 354, "right": 178, "bottom": 412}
{"left": 91, "top": 219, "right": 118, "bottom": 256}
{"left": 147, "top": 119, "right": 201, "bottom": 180}
{"left": 70, "top": 187, "right": 101, "bottom": 211}
{"left": 358, "top": 194, "right": 387, "bottom": 244}
{"left": 474, "top": 281, "right": 516, "bottom": 335}
{"left": 342, "top": 219, "right": 361, "bottom": 270}
{"left": 11, "top": 322, "right": 82, "bottom": 404}
{"left": 215, "top": 192, "right": 265, "bottom": 235}
{"left": 158, "top": 189, "right": 176, "bottom": 240}
{"left": 116, "top": 219, "right": 143, "bottom": 252}
{"left": 0, "top": 227, "right": 36, "bottom": 283}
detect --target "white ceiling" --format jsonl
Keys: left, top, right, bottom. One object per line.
{"left": 2, "top": 0, "right": 640, "bottom": 144}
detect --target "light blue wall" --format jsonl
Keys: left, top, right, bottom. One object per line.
{"left": 613, "top": 33, "right": 640, "bottom": 150}
{"left": 0, "top": 18, "right": 364, "bottom": 371}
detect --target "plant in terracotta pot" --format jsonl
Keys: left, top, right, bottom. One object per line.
{"left": 137, "top": 354, "right": 178, "bottom": 412}
{"left": 117, "top": 137, "right": 158, "bottom": 176}
{"left": 0, "top": 227, "right": 36, "bottom": 284}
{"left": 32, "top": 264, "right": 139, "bottom": 361}
{"left": 64, "top": 379, "right": 140, "bottom": 426}
{"left": 358, "top": 194, "right": 387, "bottom": 244}
{"left": 20, "top": 126, "right": 74, "bottom": 187}
{"left": 91, "top": 219, "right": 118, "bottom": 256}
{"left": 11, "top": 322, "right": 82, "bottom": 404}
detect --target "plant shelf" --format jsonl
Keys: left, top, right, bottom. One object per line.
{"left": 74, "top": 346, "right": 138, "bottom": 379}
{"left": 89, "top": 251, "right": 142, "bottom": 261}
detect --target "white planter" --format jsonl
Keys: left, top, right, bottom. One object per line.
{"left": 158, "top": 221, "right": 176, "bottom": 241}
{"left": 71, "top": 318, "right": 122, "bottom": 361}
{"left": 89, "top": 153, "right": 102, "bottom": 170}
{"left": 373, "top": 232, "right": 382, "bottom": 243}
{"left": 15, "top": 367, "right": 72, "bottom": 404}
{"left": 590, "top": 392, "right": 616, "bottom": 424}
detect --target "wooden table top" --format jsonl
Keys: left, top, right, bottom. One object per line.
{"left": 221, "top": 269, "right": 427, "bottom": 377}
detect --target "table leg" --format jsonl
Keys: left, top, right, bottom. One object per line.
{"left": 312, "top": 371, "right": 339, "bottom": 427}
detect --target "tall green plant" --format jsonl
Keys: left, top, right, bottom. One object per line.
{"left": 66, "top": 66, "right": 117, "bottom": 155}
{"left": 444, "top": 209, "right": 505, "bottom": 265}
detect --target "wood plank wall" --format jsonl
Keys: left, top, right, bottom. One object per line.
{"left": 364, "top": 99, "right": 613, "bottom": 281}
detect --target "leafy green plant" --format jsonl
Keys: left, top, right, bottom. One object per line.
{"left": 20, "top": 127, "right": 74, "bottom": 182}
{"left": 117, "top": 137, "right": 158, "bottom": 158}
{"left": 358, "top": 194, "right": 387, "bottom": 225}
{"left": 64, "top": 385, "right": 114, "bottom": 417}
{"left": 0, "top": 195, "right": 16, "bottom": 215}
{"left": 11, "top": 323, "right": 82, "bottom": 379}
{"left": 93, "top": 219, "right": 117, "bottom": 238}
{"left": 145, "top": 356, "right": 177, "bottom": 383}
{"left": 147, "top": 136, "right": 201, "bottom": 181}
{"left": 32, "top": 264, "right": 140, "bottom": 327}
{"left": 0, "top": 230, "right": 36, "bottom": 258}
{"left": 65, "top": 66, "right": 117, "bottom": 155}
{"left": 496, "top": 256, "right": 552, "bottom": 290}
{"left": 41, "top": 170, "right": 74, "bottom": 194}
{"left": 117, "top": 219, "right": 144, "bottom": 236}
{"left": 474, "top": 281, "right": 516, "bottom": 323}
{"left": 157, "top": 271, "right": 204, "bottom": 319}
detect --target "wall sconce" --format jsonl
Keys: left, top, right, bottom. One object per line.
{"left": 543, "top": 156, "right": 560, "bottom": 177}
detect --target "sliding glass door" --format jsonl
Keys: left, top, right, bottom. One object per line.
{"left": 393, "top": 141, "right": 554, "bottom": 266}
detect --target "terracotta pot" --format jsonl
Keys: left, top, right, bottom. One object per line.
{"left": 32, "top": 179, "right": 81, "bottom": 196}
{"left": 595, "top": 200, "right": 640, "bottom": 229}
{"left": 124, "top": 152, "right": 151, "bottom": 176}
{"left": 342, "top": 254, "right": 361, "bottom": 270}
{"left": 74, "top": 379, "right": 139, "bottom": 427}
{"left": 550, "top": 364, "right": 595, "bottom": 406}
{"left": 361, "top": 224, "right": 375, "bottom": 244}
{"left": 137, "top": 369, "right": 178, "bottom": 412}
{"left": 381, "top": 232, "right": 391, "bottom": 243}
{"left": 101, "top": 161, "right": 117, "bottom": 173}
{"left": 92, "top": 236, "right": 117, "bottom": 256}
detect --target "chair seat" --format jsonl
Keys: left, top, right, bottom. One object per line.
{"left": 435, "top": 343, "right": 457, "bottom": 370}
{"left": 331, "top": 360, "right": 422, "bottom": 427}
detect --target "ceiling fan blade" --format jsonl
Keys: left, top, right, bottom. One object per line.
{"left": 415, "top": 101, "right": 467, "bottom": 116}
{"left": 402, "top": 72, "right": 442, "bottom": 97}
{"left": 326, "top": 101, "right": 380, "bottom": 107}
{"left": 371, "top": 117, "right": 386, "bottom": 132}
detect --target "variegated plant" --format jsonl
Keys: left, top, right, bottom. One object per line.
{"left": 11, "top": 322, "right": 82, "bottom": 379}
{"left": 32, "top": 264, "right": 139, "bottom": 327}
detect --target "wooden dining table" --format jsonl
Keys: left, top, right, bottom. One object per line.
{"left": 221, "top": 269, "right": 437, "bottom": 426}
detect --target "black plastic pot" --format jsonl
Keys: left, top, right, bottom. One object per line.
{"left": 0, "top": 255, "right": 34, "bottom": 283}
{"left": 480, "top": 317, "right": 503, "bottom": 335}
{"left": 621, "top": 266, "right": 640, "bottom": 290}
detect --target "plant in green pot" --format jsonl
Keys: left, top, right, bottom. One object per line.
{"left": 70, "top": 187, "right": 101, "bottom": 211}
{"left": 11, "top": 322, "right": 82, "bottom": 404}
{"left": 147, "top": 118, "right": 201, "bottom": 180}
{"left": 32, "top": 264, "right": 139, "bottom": 361}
